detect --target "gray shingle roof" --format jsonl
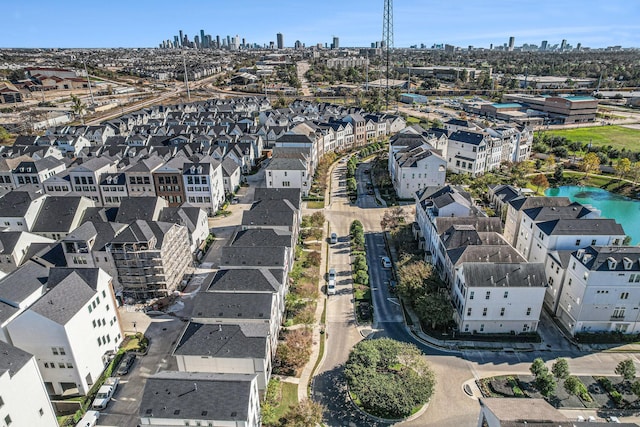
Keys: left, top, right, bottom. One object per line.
{"left": 0, "top": 191, "right": 42, "bottom": 218}
{"left": 242, "top": 200, "right": 296, "bottom": 227}
{"left": 0, "top": 340, "right": 32, "bottom": 378}
{"left": 231, "top": 229, "right": 292, "bottom": 248}
{"left": 174, "top": 322, "right": 268, "bottom": 358}
{"left": 115, "top": 197, "right": 164, "bottom": 223}
{"left": 435, "top": 217, "right": 503, "bottom": 235}
{"left": 448, "top": 245, "right": 525, "bottom": 265}
{"left": 253, "top": 188, "right": 301, "bottom": 210}
{"left": 523, "top": 204, "right": 593, "bottom": 222}
{"left": 462, "top": 262, "right": 546, "bottom": 288}
{"left": 220, "top": 246, "right": 286, "bottom": 268}
{"left": 448, "top": 130, "right": 486, "bottom": 145}
{"left": 0, "top": 260, "right": 49, "bottom": 305}
{"left": 30, "top": 269, "right": 100, "bottom": 325}
{"left": 0, "top": 300, "right": 19, "bottom": 325}
{"left": 205, "top": 269, "right": 282, "bottom": 293}
{"left": 140, "top": 371, "right": 256, "bottom": 421}
{"left": 508, "top": 196, "right": 571, "bottom": 212}
{"left": 265, "top": 157, "right": 306, "bottom": 171}
{"left": 31, "top": 196, "right": 89, "bottom": 233}
{"left": 576, "top": 246, "right": 640, "bottom": 272}
{"left": 192, "top": 292, "right": 274, "bottom": 320}
{"left": 537, "top": 219, "right": 625, "bottom": 237}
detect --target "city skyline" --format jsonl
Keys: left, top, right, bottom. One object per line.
{"left": 1, "top": 0, "right": 639, "bottom": 49}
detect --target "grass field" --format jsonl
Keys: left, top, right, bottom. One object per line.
{"left": 546, "top": 126, "right": 640, "bottom": 151}
{"left": 272, "top": 382, "right": 298, "bottom": 420}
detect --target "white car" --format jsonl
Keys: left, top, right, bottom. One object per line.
{"left": 381, "top": 256, "right": 392, "bottom": 268}
{"left": 92, "top": 377, "right": 119, "bottom": 410}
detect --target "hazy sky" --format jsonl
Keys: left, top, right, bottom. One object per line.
{"left": 2, "top": 0, "right": 638, "bottom": 48}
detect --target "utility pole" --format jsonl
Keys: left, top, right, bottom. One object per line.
{"left": 382, "top": 0, "right": 394, "bottom": 110}
{"left": 83, "top": 58, "right": 95, "bottom": 106}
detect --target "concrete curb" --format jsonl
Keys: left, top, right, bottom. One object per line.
{"left": 346, "top": 384, "right": 431, "bottom": 424}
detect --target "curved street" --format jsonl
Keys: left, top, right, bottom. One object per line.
{"left": 311, "top": 156, "right": 640, "bottom": 426}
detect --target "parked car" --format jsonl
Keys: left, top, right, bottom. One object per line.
{"left": 328, "top": 268, "right": 336, "bottom": 281}
{"left": 231, "top": 197, "right": 240, "bottom": 204}
{"left": 116, "top": 352, "right": 136, "bottom": 376}
{"left": 327, "top": 279, "right": 336, "bottom": 295}
{"left": 330, "top": 233, "right": 338, "bottom": 244}
{"left": 76, "top": 410, "right": 99, "bottom": 427}
{"left": 381, "top": 257, "right": 392, "bottom": 268}
{"left": 92, "top": 377, "right": 119, "bottom": 410}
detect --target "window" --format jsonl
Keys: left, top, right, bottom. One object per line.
{"left": 621, "top": 292, "right": 629, "bottom": 300}
{"left": 39, "top": 408, "right": 44, "bottom": 416}
{"left": 485, "top": 291, "right": 491, "bottom": 300}
{"left": 480, "top": 324, "right": 485, "bottom": 332}
{"left": 591, "top": 239, "right": 597, "bottom": 245}
{"left": 575, "top": 239, "right": 581, "bottom": 246}
{"left": 59, "top": 347, "right": 65, "bottom": 355}
{"left": 613, "top": 307, "right": 626, "bottom": 319}
{"left": 97, "top": 338, "right": 102, "bottom": 346}
{"left": 469, "top": 291, "right": 474, "bottom": 300}
{"left": 58, "top": 363, "right": 65, "bottom": 368}
{"left": 5, "top": 415, "right": 12, "bottom": 425}
{"left": 500, "top": 307, "right": 505, "bottom": 316}
{"left": 52, "top": 347, "right": 59, "bottom": 355}
{"left": 526, "top": 307, "right": 531, "bottom": 316}
{"left": 66, "top": 363, "right": 73, "bottom": 368}
{"left": 503, "top": 291, "right": 508, "bottom": 299}
{"left": 88, "top": 305, "right": 92, "bottom": 313}
{"left": 282, "top": 181, "right": 290, "bottom": 187}
{"left": 467, "top": 308, "right": 472, "bottom": 316}
{"left": 482, "top": 307, "right": 487, "bottom": 316}
{"left": 0, "top": 396, "right": 3, "bottom": 408}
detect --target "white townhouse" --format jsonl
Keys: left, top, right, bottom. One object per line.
{"left": 11, "top": 158, "right": 66, "bottom": 190}
{"left": 556, "top": 246, "right": 640, "bottom": 336}
{"left": 503, "top": 196, "right": 573, "bottom": 247}
{"left": 0, "top": 191, "right": 47, "bottom": 232}
{"left": 452, "top": 262, "right": 547, "bottom": 334}
{"left": 0, "top": 231, "right": 55, "bottom": 278}
{"left": 391, "top": 145, "right": 447, "bottom": 199}
{"left": 182, "top": 158, "right": 225, "bottom": 216}
{"left": 445, "top": 130, "right": 490, "bottom": 176}
{"left": 265, "top": 157, "right": 310, "bottom": 196}
{"left": 139, "top": 372, "right": 261, "bottom": 427}
{"left": 67, "top": 157, "right": 117, "bottom": 204}
{"left": 0, "top": 341, "right": 58, "bottom": 427}
{"left": 6, "top": 267, "right": 123, "bottom": 396}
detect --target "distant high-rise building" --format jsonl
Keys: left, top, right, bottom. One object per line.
{"left": 269, "top": 41, "right": 275, "bottom": 49}
{"left": 332, "top": 36, "right": 339, "bottom": 49}
{"left": 174, "top": 36, "right": 179, "bottom": 47}
{"left": 540, "top": 40, "right": 548, "bottom": 51}
{"left": 216, "top": 35, "right": 221, "bottom": 49}
{"left": 194, "top": 35, "right": 200, "bottom": 49}
{"left": 576, "top": 42, "right": 582, "bottom": 51}
{"left": 277, "top": 33, "right": 284, "bottom": 49}
{"left": 560, "top": 39, "right": 567, "bottom": 51}
{"left": 242, "top": 38, "right": 246, "bottom": 48}
{"left": 227, "top": 35, "right": 231, "bottom": 49}
{"left": 444, "top": 44, "right": 455, "bottom": 53}
{"left": 489, "top": 43, "right": 493, "bottom": 50}
{"left": 508, "top": 36, "right": 515, "bottom": 51}
{"left": 294, "top": 40, "right": 302, "bottom": 50}
{"left": 179, "top": 30, "right": 184, "bottom": 47}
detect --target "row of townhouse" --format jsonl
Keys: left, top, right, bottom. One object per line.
{"left": 140, "top": 188, "right": 302, "bottom": 427}
{"left": 414, "top": 185, "right": 546, "bottom": 334}
{"left": 387, "top": 122, "right": 532, "bottom": 198}
{"left": 503, "top": 195, "right": 637, "bottom": 336}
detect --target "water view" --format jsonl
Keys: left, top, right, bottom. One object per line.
{"left": 545, "top": 186, "right": 640, "bottom": 245}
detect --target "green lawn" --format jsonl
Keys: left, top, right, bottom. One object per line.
{"left": 546, "top": 126, "right": 640, "bottom": 151}
{"left": 272, "top": 382, "right": 298, "bottom": 420}
{"left": 306, "top": 200, "right": 325, "bottom": 209}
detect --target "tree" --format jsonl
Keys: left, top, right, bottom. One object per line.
{"left": 535, "top": 373, "right": 557, "bottom": 397}
{"left": 309, "top": 211, "right": 325, "bottom": 228}
{"left": 414, "top": 292, "right": 452, "bottom": 330}
{"left": 347, "top": 177, "right": 357, "bottom": 194}
{"left": 632, "top": 380, "right": 640, "bottom": 399}
{"left": 564, "top": 375, "right": 581, "bottom": 396}
{"left": 380, "top": 207, "right": 406, "bottom": 231}
{"left": 580, "top": 152, "right": 601, "bottom": 176}
{"left": 0, "top": 126, "right": 11, "bottom": 144}
{"left": 630, "top": 162, "right": 640, "bottom": 185}
{"left": 531, "top": 174, "right": 550, "bottom": 193}
{"left": 615, "top": 359, "right": 636, "bottom": 381}
{"left": 530, "top": 358, "right": 548, "bottom": 377}
{"left": 552, "top": 358, "right": 570, "bottom": 380}
{"left": 355, "top": 270, "right": 369, "bottom": 285}
{"left": 275, "top": 328, "right": 312, "bottom": 375}
{"left": 305, "top": 251, "right": 321, "bottom": 267}
{"left": 279, "top": 399, "right": 325, "bottom": 427}
{"left": 70, "top": 94, "right": 86, "bottom": 125}
{"left": 553, "top": 164, "right": 564, "bottom": 183}
{"left": 615, "top": 158, "right": 632, "bottom": 180}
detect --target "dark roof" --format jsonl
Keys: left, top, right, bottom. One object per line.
{"left": 242, "top": 199, "right": 297, "bottom": 228}
{"left": 576, "top": 246, "right": 640, "bottom": 272}
{"left": 508, "top": 196, "right": 571, "bottom": 212}
{"left": 205, "top": 269, "right": 282, "bottom": 293}
{"left": 448, "top": 130, "right": 486, "bottom": 145}
{"left": 537, "top": 219, "right": 625, "bottom": 236}
{"left": 275, "top": 134, "right": 314, "bottom": 144}
{"left": 0, "top": 231, "right": 23, "bottom": 255}
{"left": 462, "top": 262, "right": 546, "bottom": 288}
{"left": 0, "top": 260, "right": 49, "bottom": 305}
{"left": 231, "top": 229, "right": 292, "bottom": 248}
{"left": 111, "top": 220, "right": 175, "bottom": 247}
{"left": 0, "top": 340, "right": 33, "bottom": 378}
{"left": 220, "top": 246, "right": 286, "bottom": 268}
{"left": 115, "top": 197, "right": 164, "bottom": 223}
{"left": 140, "top": 371, "right": 256, "bottom": 421}
{"left": 30, "top": 268, "right": 101, "bottom": 325}
{"left": 448, "top": 245, "right": 525, "bottom": 265}
{"left": 174, "top": 322, "right": 268, "bottom": 358}
{"left": 266, "top": 157, "right": 306, "bottom": 171}
{"left": 0, "top": 300, "right": 19, "bottom": 325}
{"left": 158, "top": 207, "right": 204, "bottom": 233}
{"left": 523, "top": 204, "right": 593, "bottom": 222}
{"left": 253, "top": 188, "right": 301, "bottom": 210}
{"left": 31, "top": 196, "right": 88, "bottom": 233}
{"left": 489, "top": 184, "right": 521, "bottom": 204}
{"left": 192, "top": 292, "right": 274, "bottom": 320}
{"left": 435, "top": 217, "right": 504, "bottom": 235}
{"left": 0, "top": 191, "right": 42, "bottom": 218}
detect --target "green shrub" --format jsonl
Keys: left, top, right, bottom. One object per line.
{"left": 611, "top": 390, "right": 623, "bottom": 405}
{"left": 597, "top": 377, "right": 614, "bottom": 392}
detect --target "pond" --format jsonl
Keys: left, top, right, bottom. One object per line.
{"left": 544, "top": 186, "right": 640, "bottom": 245}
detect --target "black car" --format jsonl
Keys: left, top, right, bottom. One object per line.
{"left": 116, "top": 353, "right": 136, "bottom": 376}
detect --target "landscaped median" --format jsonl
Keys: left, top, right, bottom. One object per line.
{"left": 349, "top": 220, "right": 372, "bottom": 322}
{"left": 345, "top": 338, "right": 435, "bottom": 420}
{"left": 477, "top": 357, "right": 640, "bottom": 412}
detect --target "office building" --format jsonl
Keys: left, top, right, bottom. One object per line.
{"left": 276, "top": 33, "right": 284, "bottom": 49}
{"left": 332, "top": 36, "right": 339, "bottom": 49}
{"left": 561, "top": 39, "right": 567, "bottom": 51}
{"left": 508, "top": 36, "right": 515, "bottom": 51}
{"left": 540, "top": 40, "right": 548, "bottom": 51}
{"left": 216, "top": 35, "right": 221, "bottom": 49}
{"left": 179, "top": 30, "right": 183, "bottom": 47}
